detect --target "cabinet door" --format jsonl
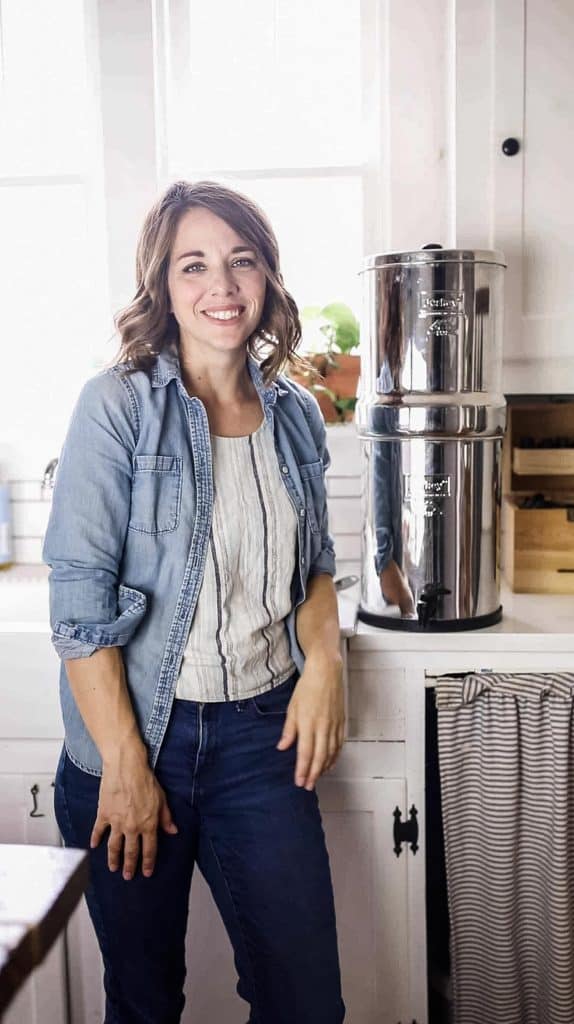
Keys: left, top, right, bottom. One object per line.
{"left": 65, "top": 897, "right": 106, "bottom": 1024}
{"left": 183, "top": 775, "right": 411, "bottom": 1024}
{"left": 454, "top": 0, "right": 574, "bottom": 392}
{"left": 317, "top": 776, "right": 410, "bottom": 1024}
{"left": 0, "top": 773, "right": 68, "bottom": 1024}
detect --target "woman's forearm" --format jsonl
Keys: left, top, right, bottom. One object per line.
{"left": 64, "top": 647, "right": 148, "bottom": 767}
{"left": 295, "top": 572, "right": 342, "bottom": 663}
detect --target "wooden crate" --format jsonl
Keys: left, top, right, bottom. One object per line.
{"left": 502, "top": 396, "right": 574, "bottom": 592}
{"left": 502, "top": 499, "right": 574, "bottom": 594}
{"left": 513, "top": 448, "right": 574, "bottom": 476}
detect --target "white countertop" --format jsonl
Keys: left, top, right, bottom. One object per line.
{"left": 347, "top": 583, "right": 574, "bottom": 652}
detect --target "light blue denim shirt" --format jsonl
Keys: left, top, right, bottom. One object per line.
{"left": 42, "top": 345, "right": 337, "bottom": 776}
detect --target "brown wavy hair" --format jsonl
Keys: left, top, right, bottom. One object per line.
{"left": 107, "top": 179, "right": 315, "bottom": 387}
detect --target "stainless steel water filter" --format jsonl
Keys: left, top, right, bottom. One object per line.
{"left": 355, "top": 248, "right": 507, "bottom": 630}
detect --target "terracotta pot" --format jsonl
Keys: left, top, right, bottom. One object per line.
{"left": 287, "top": 352, "right": 361, "bottom": 423}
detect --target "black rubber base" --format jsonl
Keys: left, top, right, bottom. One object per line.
{"left": 356, "top": 604, "right": 503, "bottom": 632}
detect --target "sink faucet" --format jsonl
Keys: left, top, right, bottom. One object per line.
{"left": 41, "top": 458, "right": 59, "bottom": 500}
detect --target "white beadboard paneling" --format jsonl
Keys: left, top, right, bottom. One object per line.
{"left": 325, "top": 425, "right": 363, "bottom": 570}
{"left": 332, "top": 534, "right": 362, "bottom": 562}
{"left": 327, "top": 476, "right": 360, "bottom": 498}
{"left": 11, "top": 500, "right": 51, "bottom": 539}
{"left": 325, "top": 423, "right": 362, "bottom": 474}
{"left": 9, "top": 481, "right": 45, "bottom": 502}
{"left": 329, "top": 497, "right": 362, "bottom": 534}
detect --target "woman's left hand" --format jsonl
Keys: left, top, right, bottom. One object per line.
{"left": 276, "top": 651, "right": 346, "bottom": 790}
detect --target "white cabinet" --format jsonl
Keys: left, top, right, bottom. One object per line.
{"left": 4, "top": 627, "right": 418, "bottom": 1024}
{"left": 0, "top": 629, "right": 75, "bottom": 1024}
{"left": 182, "top": 640, "right": 416, "bottom": 1024}
{"left": 367, "top": 0, "right": 574, "bottom": 393}
{"left": 452, "top": 0, "right": 574, "bottom": 393}
{"left": 351, "top": 611, "right": 574, "bottom": 1024}
{"left": 0, "top": 772, "right": 68, "bottom": 1024}
{"left": 183, "top": 743, "right": 413, "bottom": 1024}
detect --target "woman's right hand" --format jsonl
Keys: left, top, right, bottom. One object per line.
{"left": 90, "top": 743, "right": 178, "bottom": 881}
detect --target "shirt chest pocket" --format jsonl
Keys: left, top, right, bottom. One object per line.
{"left": 129, "top": 455, "right": 183, "bottom": 534}
{"left": 299, "top": 459, "right": 325, "bottom": 535}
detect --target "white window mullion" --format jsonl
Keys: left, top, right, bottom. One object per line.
{"left": 360, "top": 0, "right": 390, "bottom": 256}
{"left": 95, "top": 0, "right": 159, "bottom": 314}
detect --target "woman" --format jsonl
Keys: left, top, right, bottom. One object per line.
{"left": 43, "top": 179, "right": 347, "bottom": 1023}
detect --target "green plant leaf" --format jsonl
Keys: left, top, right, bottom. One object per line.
{"left": 334, "top": 397, "right": 358, "bottom": 411}
{"left": 318, "top": 302, "right": 360, "bottom": 352}
{"left": 319, "top": 302, "right": 359, "bottom": 329}
{"left": 334, "top": 324, "right": 360, "bottom": 354}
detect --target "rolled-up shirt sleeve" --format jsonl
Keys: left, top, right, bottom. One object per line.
{"left": 42, "top": 370, "right": 147, "bottom": 659}
{"left": 301, "top": 389, "right": 337, "bottom": 579}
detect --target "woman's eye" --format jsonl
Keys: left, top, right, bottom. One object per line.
{"left": 182, "top": 258, "right": 255, "bottom": 273}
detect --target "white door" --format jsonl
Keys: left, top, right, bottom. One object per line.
{"left": 0, "top": 772, "right": 68, "bottom": 1024}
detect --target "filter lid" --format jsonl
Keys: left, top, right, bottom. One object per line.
{"left": 360, "top": 248, "right": 507, "bottom": 272}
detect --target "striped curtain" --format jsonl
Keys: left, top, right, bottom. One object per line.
{"left": 435, "top": 672, "right": 574, "bottom": 1024}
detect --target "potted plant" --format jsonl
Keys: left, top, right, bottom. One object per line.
{"left": 285, "top": 302, "right": 361, "bottom": 423}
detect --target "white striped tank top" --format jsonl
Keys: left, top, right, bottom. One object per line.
{"left": 174, "top": 413, "right": 298, "bottom": 702}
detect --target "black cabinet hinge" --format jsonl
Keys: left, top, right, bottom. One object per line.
{"left": 393, "top": 804, "right": 419, "bottom": 856}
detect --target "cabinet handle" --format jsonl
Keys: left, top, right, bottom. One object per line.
{"left": 502, "top": 137, "right": 520, "bottom": 156}
{"left": 30, "top": 783, "right": 45, "bottom": 818}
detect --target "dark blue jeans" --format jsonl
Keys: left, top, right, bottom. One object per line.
{"left": 54, "top": 670, "right": 346, "bottom": 1024}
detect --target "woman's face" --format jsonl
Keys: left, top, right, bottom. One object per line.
{"left": 167, "top": 206, "right": 267, "bottom": 357}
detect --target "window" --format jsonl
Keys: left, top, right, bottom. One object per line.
{"left": 3, "top": 0, "right": 376, "bottom": 482}
{"left": 155, "top": 0, "right": 365, "bottom": 339}
{"left": 1, "top": 0, "right": 109, "bottom": 478}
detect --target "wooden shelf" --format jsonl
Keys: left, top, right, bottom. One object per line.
{"left": 512, "top": 448, "right": 574, "bottom": 476}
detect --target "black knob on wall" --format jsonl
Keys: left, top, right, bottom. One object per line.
{"left": 502, "top": 137, "right": 520, "bottom": 156}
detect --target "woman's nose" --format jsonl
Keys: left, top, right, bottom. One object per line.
{"left": 208, "top": 266, "right": 239, "bottom": 293}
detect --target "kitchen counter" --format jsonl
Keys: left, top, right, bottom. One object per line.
{"left": 1, "top": 567, "right": 571, "bottom": 649}
{"left": 0, "top": 845, "right": 89, "bottom": 1016}
{"left": 0, "top": 565, "right": 360, "bottom": 636}
{"left": 347, "top": 583, "right": 574, "bottom": 652}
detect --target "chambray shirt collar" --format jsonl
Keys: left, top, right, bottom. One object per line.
{"left": 151, "top": 344, "right": 287, "bottom": 408}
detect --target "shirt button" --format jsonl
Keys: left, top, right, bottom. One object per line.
{"left": 282, "top": 465, "right": 288, "bottom": 474}
{"left": 301, "top": 557, "right": 306, "bottom": 566}
{"left": 299, "top": 508, "right": 305, "bottom": 517}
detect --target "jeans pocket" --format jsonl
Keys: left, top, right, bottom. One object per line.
{"left": 249, "top": 672, "right": 299, "bottom": 717}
